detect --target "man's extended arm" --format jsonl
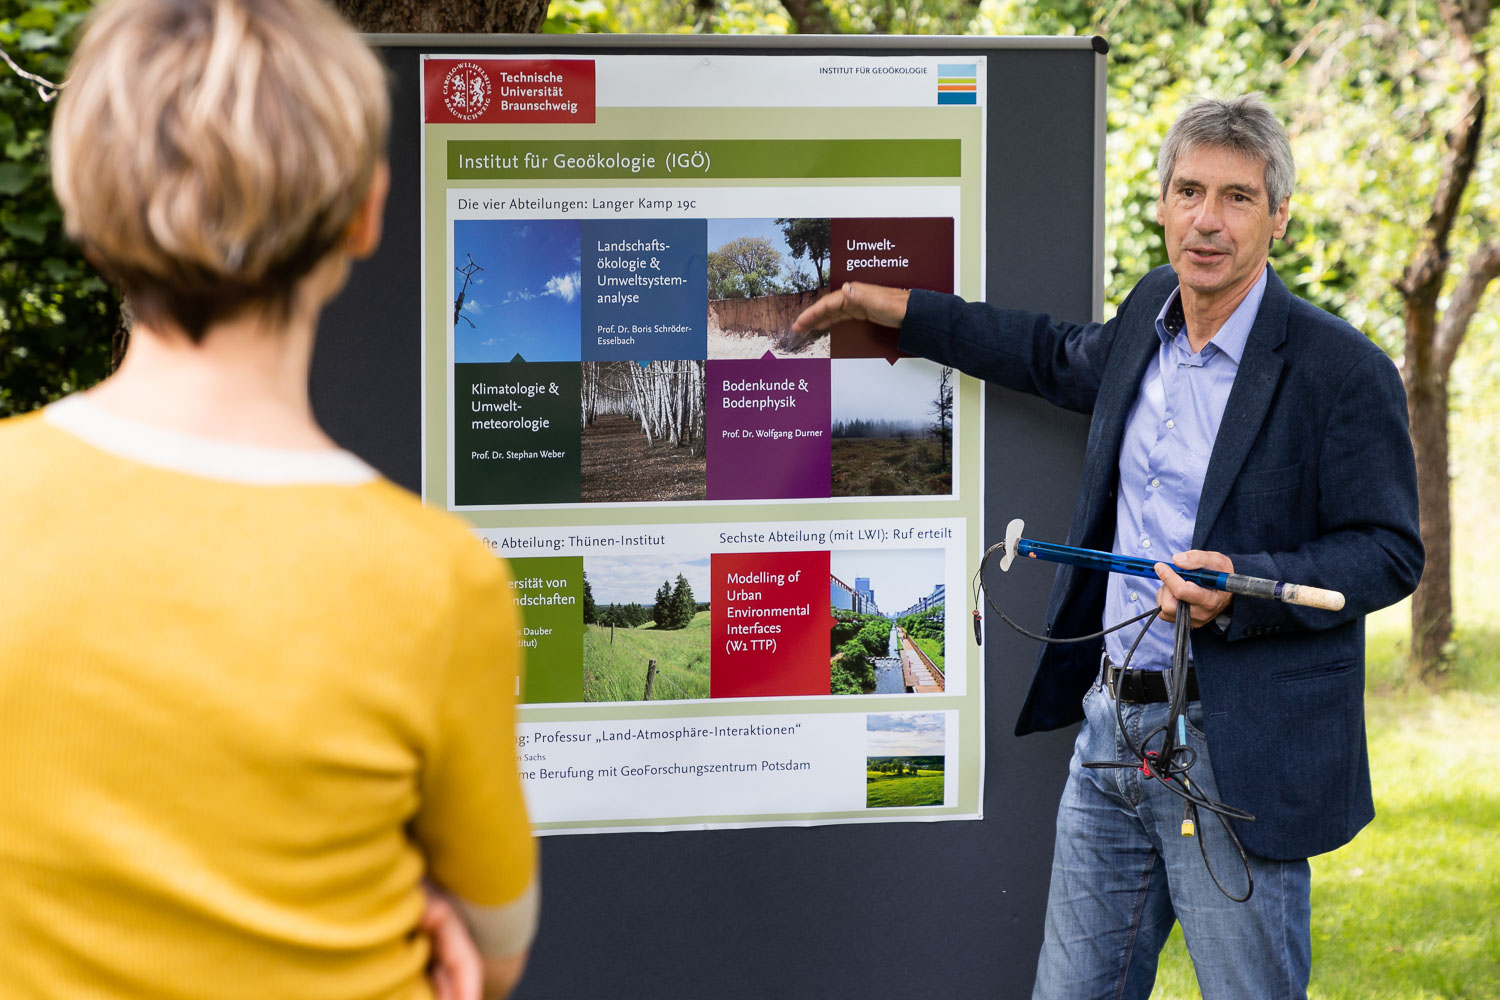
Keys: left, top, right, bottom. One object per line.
{"left": 796, "top": 280, "right": 1142, "bottom": 416}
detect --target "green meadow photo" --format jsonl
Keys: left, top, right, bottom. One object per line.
{"left": 866, "top": 756, "right": 946, "bottom": 808}
{"left": 581, "top": 554, "right": 710, "bottom": 702}
{"left": 865, "top": 712, "right": 947, "bottom": 808}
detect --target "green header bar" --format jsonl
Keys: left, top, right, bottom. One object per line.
{"left": 447, "top": 139, "right": 959, "bottom": 180}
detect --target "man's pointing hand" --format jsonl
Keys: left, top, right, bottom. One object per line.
{"left": 792, "top": 282, "right": 910, "bottom": 334}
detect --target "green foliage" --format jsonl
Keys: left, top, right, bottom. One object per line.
{"left": 899, "top": 611, "right": 945, "bottom": 672}
{"left": 707, "top": 235, "right": 784, "bottom": 299}
{"left": 773, "top": 217, "right": 830, "bottom": 289}
{"left": 651, "top": 579, "right": 673, "bottom": 627}
{"left": 668, "top": 572, "right": 696, "bottom": 628}
{"left": 869, "top": 755, "right": 944, "bottom": 773}
{"left": 964, "top": 0, "right": 1499, "bottom": 374}
{"left": 854, "top": 617, "right": 890, "bottom": 655}
{"left": 648, "top": 574, "right": 696, "bottom": 629}
{"left": 829, "top": 611, "right": 866, "bottom": 646}
{"left": 899, "top": 610, "right": 942, "bottom": 641}
{"left": 581, "top": 570, "right": 598, "bottom": 624}
{"left": 829, "top": 615, "right": 892, "bottom": 693}
{"left": 830, "top": 636, "right": 874, "bottom": 694}
{"left": 597, "top": 601, "right": 651, "bottom": 628}
{"left": 0, "top": 0, "right": 119, "bottom": 417}
{"left": 544, "top": 0, "right": 1497, "bottom": 344}
{"left": 543, "top": 0, "right": 624, "bottom": 33}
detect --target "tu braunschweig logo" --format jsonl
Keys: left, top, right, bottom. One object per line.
{"left": 443, "top": 62, "right": 491, "bottom": 120}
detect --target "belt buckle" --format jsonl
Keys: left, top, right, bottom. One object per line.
{"left": 1102, "top": 653, "right": 1126, "bottom": 700}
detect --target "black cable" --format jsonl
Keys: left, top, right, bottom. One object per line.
{"left": 974, "top": 541, "right": 1255, "bottom": 902}
{"left": 1086, "top": 608, "right": 1253, "bottom": 902}
{"left": 974, "top": 543, "right": 1160, "bottom": 644}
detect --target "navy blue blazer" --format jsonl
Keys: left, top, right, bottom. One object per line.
{"left": 900, "top": 265, "right": 1423, "bottom": 860}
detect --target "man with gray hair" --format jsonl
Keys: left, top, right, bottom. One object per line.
{"left": 796, "top": 95, "right": 1421, "bottom": 998}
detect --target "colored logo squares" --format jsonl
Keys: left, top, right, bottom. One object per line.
{"left": 937, "top": 64, "right": 977, "bottom": 105}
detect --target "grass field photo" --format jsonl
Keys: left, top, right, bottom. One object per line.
{"left": 583, "top": 611, "right": 711, "bottom": 702}
{"left": 866, "top": 758, "right": 946, "bottom": 808}
{"left": 583, "top": 555, "right": 710, "bottom": 702}
{"left": 865, "top": 712, "right": 947, "bottom": 808}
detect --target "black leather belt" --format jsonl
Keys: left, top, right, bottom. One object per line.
{"left": 1103, "top": 658, "right": 1199, "bottom": 703}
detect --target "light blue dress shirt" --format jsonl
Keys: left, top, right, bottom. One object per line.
{"left": 1102, "top": 267, "right": 1269, "bottom": 671}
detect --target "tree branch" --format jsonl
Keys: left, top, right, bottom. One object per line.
{"left": 1437, "top": 0, "right": 1496, "bottom": 38}
{"left": 780, "top": 0, "right": 838, "bottom": 34}
{"left": 1398, "top": 63, "right": 1485, "bottom": 302}
{"left": 0, "top": 44, "right": 62, "bottom": 102}
{"left": 1436, "top": 242, "right": 1500, "bottom": 375}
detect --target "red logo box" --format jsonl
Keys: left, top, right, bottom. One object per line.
{"left": 424, "top": 59, "right": 596, "bottom": 124}
{"left": 711, "top": 551, "right": 835, "bottom": 699}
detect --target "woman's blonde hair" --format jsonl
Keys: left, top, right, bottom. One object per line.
{"left": 51, "top": 0, "right": 389, "bottom": 341}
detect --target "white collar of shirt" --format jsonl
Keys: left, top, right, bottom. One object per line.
{"left": 1154, "top": 265, "right": 1269, "bottom": 365}
{"left": 45, "top": 394, "right": 379, "bottom": 486}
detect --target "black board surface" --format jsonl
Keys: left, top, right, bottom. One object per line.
{"left": 314, "top": 35, "right": 1104, "bottom": 999}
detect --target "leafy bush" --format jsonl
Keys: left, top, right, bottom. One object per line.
{"left": 1, "top": 0, "right": 119, "bottom": 416}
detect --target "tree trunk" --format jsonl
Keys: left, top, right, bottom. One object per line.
{"left": 331, "top": 0, "right": 549, "bottom": 33}
{"left": 1406, "top": 367, "right": 1453, "bottom": 678}
{"left": 581, "top": 363, "right": 600, "bottom": 426}
{"left": 629, "top": 366, "right": 653, "bottom": 446}
{"left": 1395, "top": 0, "right": 1493, "bottom": 680}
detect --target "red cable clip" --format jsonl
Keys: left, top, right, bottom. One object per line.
{"left": 1140, "top": 750, "right": 1168, "bottom": 780}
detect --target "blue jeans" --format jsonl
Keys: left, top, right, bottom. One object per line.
{"left": 1032, "top": 673, "right": 1312, "bottom": 1000}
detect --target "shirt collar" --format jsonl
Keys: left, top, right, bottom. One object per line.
{"left": 1154, "top": 265, "right": 1269, "bottom": 364}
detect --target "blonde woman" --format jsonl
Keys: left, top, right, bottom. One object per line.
{"left": 0, "top": 1, "right": 536, "bottom": 997}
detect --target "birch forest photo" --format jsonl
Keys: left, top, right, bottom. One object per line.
{"left": 580, "top": 360, "right": 707, "bottom": 501}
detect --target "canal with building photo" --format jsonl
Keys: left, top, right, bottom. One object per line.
{"left": 873, "top": 626, "right": 905, "bottom": 693}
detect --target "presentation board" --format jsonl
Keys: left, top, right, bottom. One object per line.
{"left": 421, "top": 51, "right": 988, "bottom": 834}
{"left": 315, "top": 33, "right": 1105, "bottom": 999}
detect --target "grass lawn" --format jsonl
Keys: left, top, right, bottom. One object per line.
{"left": 910, "top": 634, "right": 946, "bottom": 675}
{"left": 1149, "top": 654, "right": 1500, "bottom": 999}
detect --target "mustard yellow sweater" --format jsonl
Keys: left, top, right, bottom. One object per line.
{"left": 0, "top": 399, "right": 535, "bottom": 999}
